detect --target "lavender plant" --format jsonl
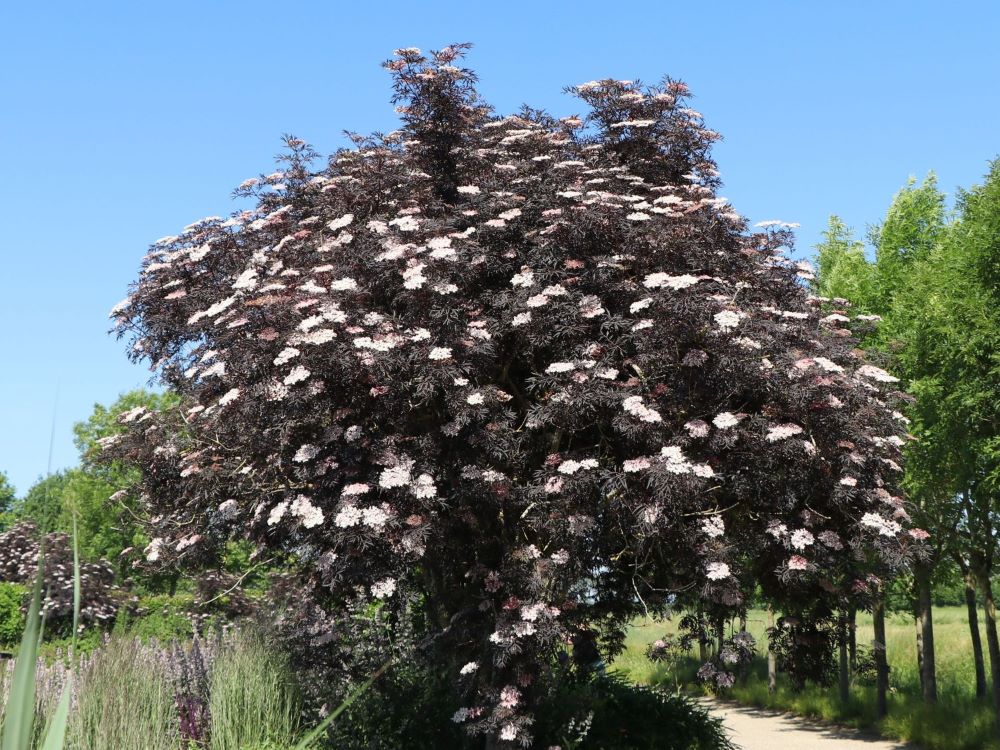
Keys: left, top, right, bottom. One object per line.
{"left": 106, "top": 44, "right": 920, "bottom": 745}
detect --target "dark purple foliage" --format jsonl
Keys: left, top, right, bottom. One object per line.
{"left": 106, "top": 44, "right": 918, "bottom": 745}
{"left": 0, "top": 522, "right": 119, "bottom": 629}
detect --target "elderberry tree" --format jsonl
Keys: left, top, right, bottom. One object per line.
{"left": 106, "top": 44, "right": 921, "bottom": 746}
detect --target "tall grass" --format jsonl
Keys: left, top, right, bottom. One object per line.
{"left": 2, "top": 629, "right": 314, "bottom": 750}
{"left": 208, "top": 630, "right": 300, "bottom": 750}
{"left": 67, "top": 638, "right": 179, "bottom": 750}
{"left": 620, "top": 606, "right": 1000, "bottom": 750}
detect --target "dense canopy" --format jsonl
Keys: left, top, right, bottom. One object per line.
{"left": 107, "top": 45, "right": 916, "bottom": 745}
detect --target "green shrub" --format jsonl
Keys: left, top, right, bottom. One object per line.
{"left": 0, "top": 582, "right": 27, "bottom": 647}
{"left": 113, "top": 594, "right": 198, "bottom": 642}
{"left": 324, "top": 659, "right": 732, "bottom": 750}
{"left": 536, "top": 672, "right": 735, "bottom": 750}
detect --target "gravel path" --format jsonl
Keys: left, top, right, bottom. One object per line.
{"left": 703, "top": 700, "right": 917, "bottom": 750}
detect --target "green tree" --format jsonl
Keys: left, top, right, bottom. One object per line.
{"left": 0, "top": 472, "right": 16, "bottom": 530}
{"left": 870, "top": 173, "right": 947, "bottom": 311}
{"left": 816, "top": 166, "right": 1000, "bottom": 725}
{"left": 813, "top": 216, "right": 876, "bottom": 307}
{"left": 934, "top": 160, "right": 1000, "bottom": 727}
{"left": 17, "top": 471, "right": 71, "bottom": 533}
{"left": 871, "top": 175, "right": 952, "bottom": 707}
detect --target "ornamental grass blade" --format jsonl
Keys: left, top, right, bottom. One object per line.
{"left": 71, "top": 514, "right": 80, "bottom": 656}
{"left": 40, "top": 514, "right": 80, "bottom": 750}
{"left": 40, "top": 681, "right": 72, "bottom": 750}
{"left": 0, "top": 556, "right": 44, "bottom": 750}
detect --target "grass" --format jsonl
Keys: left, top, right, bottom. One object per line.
{"left": 2, "top": 629, "right": 308, "bottom": 750}
{"left": 68, "top": 638, "right": 179, "bottom": 750}
{"left": 208, "top": 630, "right": 300, "bottom": 750}
{"left": 617, "top": 606, "right": 1000, "bottom": 750}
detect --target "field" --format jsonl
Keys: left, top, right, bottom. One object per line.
{"left": 617, "top": 607, "right": 1000, "bottom": 750}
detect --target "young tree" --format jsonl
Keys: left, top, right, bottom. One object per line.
{"left": 813, "top": 217, "right": 876, "bottom": 307}
{"left": 817, "top": 168, "right": 1000, "bottom": 720}
{"left": 816, "top": 175, "right": 953, "bottom": 706}
{"left": 941, "top": 161, "right": 1000, "bottom": 726}
{"left": 107, "top": 45, "right": 914, "bottom": 746}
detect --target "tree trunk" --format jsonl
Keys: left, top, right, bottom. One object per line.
{"left": 914, "top": 609, "right": 925, "bottom": 694}
{"left": 873, "top": 596, "right": 889, "bottom": 719}
{"left": 767, "top": 608, "right": 777, "bottom": 694}
{"left": 838, "top": 611, "right": 850, "bottom": 704}
{"left": 848, "top": 605, "right": 857, "bottom": 676}
{"left": 915, "top": 566, "right": 938, "bottom": 703}
{"left": 716, "top": 615, "right": 725, "bottom": 656}
{"left": 979, "top": 575, "right": 1000, "bottom": 730}
{"left": 965, "top": 574, "right": 988, "bottom": 700}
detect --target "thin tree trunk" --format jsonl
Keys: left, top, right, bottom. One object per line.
{"left": 838, "top": 611, "right": 850, "bottom": 704}
{"left": 965, "top": 574, "right": 988, "bottom": 700}
{"left": 979, "top": 575, "right": 1000, "bottom": 730}
{"left": 716, "top": 615, "right": 725, "bottom": 656}
{"left": 767, "top": 608, "right": 777, "bottom": 694}
{"left": 915, "top": 565, "right": 938, "bottom": 703}
{"left": 915, "top": 608, "right": 925, "bottom": 695}
{"left": 873, "top": 596, "right": 889, "bottom": 719}
{"left": 848, "top": 605, "right": 857, "bottom": 676}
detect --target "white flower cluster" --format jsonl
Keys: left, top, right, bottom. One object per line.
{"left": 643, "top": 273, "right": 700, "bottom": 290}
{"left": 623, "top": 457, "right": 652, "bottom": 473}
{"left": 293, "top": 444, "right": 320, "bottom": 463}
{"left": 712, "top": 412, "right": 741, "bottom": 429}
{"left": 622, "top": 395, "right": 662, "bottom": 423}
{"left": 856, "top": 364, "right": 900, "bottom": 383}
{"left": 861, "top": 512, "right": 901, "bottom": 537}
{"left": 706, "top": 561, "right": 731, "bottom": 580}
{"left": 557, "top": 458, "right": 599, "bottom": 475}
{"left": 765, "top": 423, "right": 803, "bottom": 442}
{"left": 713, "top": 310, "right": 745, "bottom": 332}
{"left": 371, "top": 577, "right": 397, "bottom": 599}
{"left": 291, "top": 495, "right": 325, "bottom": 528}
{"left": 789, "top": 529, "right": 814, "bottom": 550}
{"left": 701, "top": 516, "right": 725, "bottom": 538}
{"left": 660, "top": 446, "right": 714, "bottom": 477}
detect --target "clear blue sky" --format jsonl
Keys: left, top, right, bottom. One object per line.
{"left": 2, "top": 1, "right": 998, "bottom": 494}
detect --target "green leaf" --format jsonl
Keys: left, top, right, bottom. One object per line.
{"left": 1, "top": 555, "right": 44, "bottom": 750}
{"left": 40, "top": 680, "right": 72, "bottom": 750}
{"left": 71, "top": 514, "right": 80, "bottom": 655}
